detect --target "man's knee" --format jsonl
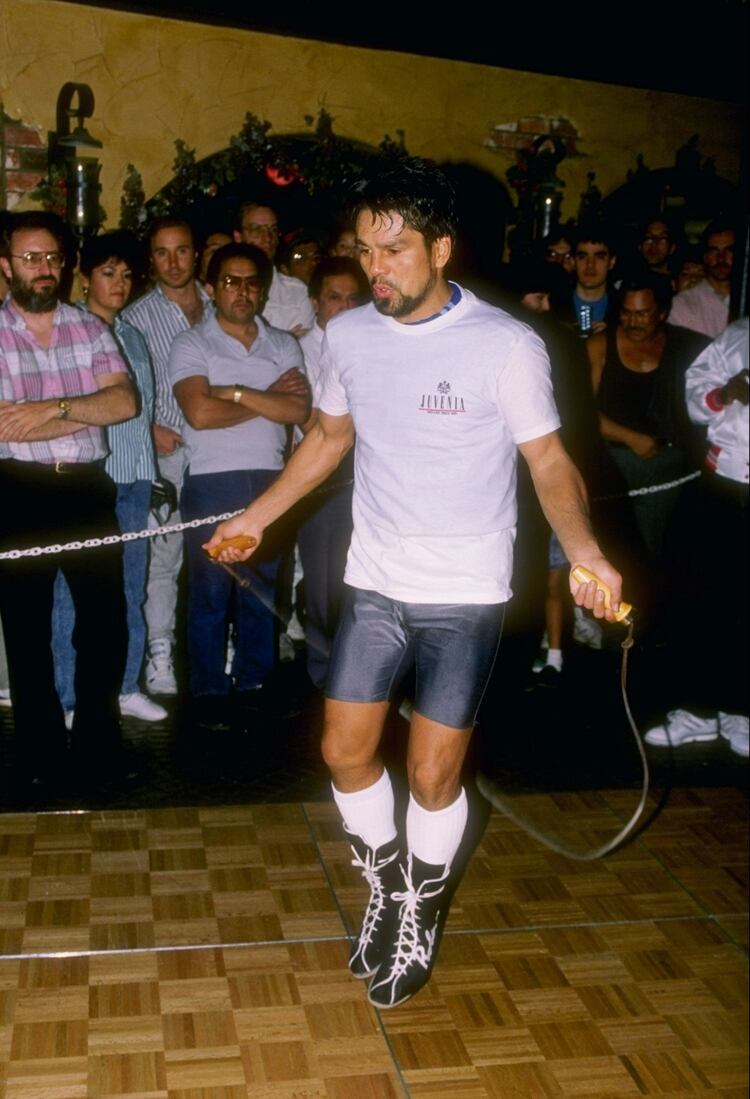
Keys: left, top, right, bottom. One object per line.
{"left": 407, "top": 757, "right": 462, "bottom": 809}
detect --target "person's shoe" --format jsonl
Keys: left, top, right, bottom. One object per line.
{"left": 644, "top": 708, "right": 719, "bottom": 748}
{"left": 236, "top": 686, "right": 302, "bottom": 719}
{"left": 536, "top": 664, "right": 561, "bottom": 688}
{"left": 64, "top": 709, "right": 75, "bottom": 731}
{"left": 719, "top": 712, "right": 749, "bottom": 758}
{"left": 573, "top": 605, "right": 602, "bottom": 650}
{"left": 346, "top": 831, "right": 402, "bottom": 980}
{"left": 119, "top": 692, "right": 167, "bottom": 722}
{"left": 145, "top": 638, "right": 177, "bottom": 695}
{"left": 0, "top": 688, "right": 12, "bottom": 708}
{"left": 367, "top": 853, "right": 450, "bottom": 1009}
{"left": 192, "top": 694, "right": 233, "bottom": 732}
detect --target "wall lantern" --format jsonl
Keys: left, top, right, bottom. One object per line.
{"left": 50, "top": 83, "right": 103, "bottom": 240}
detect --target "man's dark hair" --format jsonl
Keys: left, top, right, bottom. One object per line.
{"left": 79, "top": 230, "right": 144, "bottom": 279}
{"left": 308, "top": 256, "right": 370, "bottom": 303}
{"left": 233, "top": 198, "right": 278, "bottom": 234}
{"left": 700, "top": 218, "right": 735, "bottom": 251}
{"left": 1, "top": 210, "right": 67, "bottom": 258}
{"left": 502, "top": 259, "right": 569, "bottom": 300}
{"left": 615, "top": 271, "right": 674, "bottom": 314}
{"left": 573, "top": 220, "right": 617, "bottom": 256}
{"left": 146, "top": 215, "right": 195, "bottom": 251}
{"left": 347, "top": 157, "right": 457, "bottom": 246}
{"left": 205, "top": 242, "right": 273, "bottom": 295}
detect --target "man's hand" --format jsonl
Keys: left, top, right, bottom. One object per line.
{"left": 722, "top": 370, "right": 749, "bottom": 407}
{"left": 0, "top": 399, "right": 59, "bottom": 442}
{"left": 267, "top": 368, "right": 310, "bottom": 398}
{"left": 153, "top": 423, "right": 183, "bottom": 455}
{"left": 203, "top": 510, "right": 264, "bottom": 564}
{"left": 288, "top": 323, "right": 309, "bottom": 339}
{"left": 570, "top": 556, "right": 624, "bottom": 621}
{"left": 628, "top": 431, "right": 659, "bottom": 459}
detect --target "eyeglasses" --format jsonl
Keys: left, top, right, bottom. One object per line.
{"left": 11, "top": 251, "right": 65, "bottom": 269}
{"left": 546, "top": 248, "right": 572, "bottom": 261}
{"left": 242, "top": 223, "right": 279, "bottom": 237}
{"left": 220, "top": 274, "right": 262, "bottom": 291}
{"left": 291, "top": 250, "right": 321, "bottom": 262}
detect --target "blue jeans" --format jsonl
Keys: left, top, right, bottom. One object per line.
{"left": 181, "top": 468, "right": 281, "bottom": 697}
{"left": 52, "top": 479, "right": 152, "bottom": 707}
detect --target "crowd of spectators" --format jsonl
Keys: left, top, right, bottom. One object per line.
{"left": 0, "top": 193, "right": 746, "bottom": 785}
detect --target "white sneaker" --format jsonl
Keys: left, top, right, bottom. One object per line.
{"left": 119, "top": 692, "right": 167, "bottom": 722}
{"left": 145, "top": 638, "right": 177, "bottom": 695}
{"left": 644, "top": 708, "right": 719, "bottom": 748}
{"left": 0, "top": 688, "right": 11, "bottom": 708}
{"left": 719, "top": 712, "right": 749, "bottom": 758}
{"left": 573, "top": 605, "right": 602, "bottom": 650}
{"left": 64, "top": 709, "right": 74, "bottom": 731}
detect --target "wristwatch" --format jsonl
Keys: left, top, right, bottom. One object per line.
{"left": 57, "top": 399, "right": 72, "bottom": 420}
{"left": 232, "top": 385, "right": 244, "bottom": 404}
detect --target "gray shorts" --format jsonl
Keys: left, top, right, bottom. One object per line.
{"left": 327, "top": 587, "right": 504, "bottom": 729}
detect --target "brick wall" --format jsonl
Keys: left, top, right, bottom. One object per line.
{"left": 1, "top": 107, "right": 48, "bottom": 211}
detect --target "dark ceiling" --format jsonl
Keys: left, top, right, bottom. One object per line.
{"left": 60, "top": 1, "right": 748, "bottom": 104}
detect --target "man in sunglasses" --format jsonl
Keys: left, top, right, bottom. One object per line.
{"left": 0, "top": 211, "right": 136, "bottom": 785}
{"left": 168, "top": 243, "right": 310, "bottom": 728}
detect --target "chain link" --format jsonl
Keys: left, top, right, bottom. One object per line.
{"left": 0, "top": 510, "right": 245, "bottom": 561}
{"left": 0, "top": 472, "right": 699, "bottom": 562}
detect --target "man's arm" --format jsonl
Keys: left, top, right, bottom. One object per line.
{"left": 174, "top": 367, "right": 310, "bottom": 430}
{"left": 203, "top": 410, "right": 354, "bottom": 561}
{"left": 519, "top": 430, "right": 624, "bottom": 618}
{"left": 0, "top": 373, "right": 136, "bottom": 443}
{"left": 586, "top": 330, "right": 659, "bottom": 458}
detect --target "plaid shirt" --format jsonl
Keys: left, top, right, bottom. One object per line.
{"left": 0, "top": 297, "right": 128, "bottom": 464}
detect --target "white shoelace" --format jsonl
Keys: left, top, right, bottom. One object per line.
{"left": 350, "top": 844, "right": 399, "bottom": 952}
{"left": 379, "top": 858, "right": 447, "bottom": 980}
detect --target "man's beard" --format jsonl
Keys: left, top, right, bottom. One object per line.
{"left": 372, "top": 271, "right": 437, "bottom": 319}
{"left": 11, "top": 275, "right": 59, "bottom": 313}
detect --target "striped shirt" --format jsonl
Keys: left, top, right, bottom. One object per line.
{"left": 77, "top": 306, "right": 157, "bottom": 484}
{"left": 122, "top": 281, "right": 212, "bottom": 432}
{"left": 0, "top": 297, "right": 128, "bottom": 464}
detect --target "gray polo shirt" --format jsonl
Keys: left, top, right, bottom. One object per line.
{"left": 167, "top": 312, "right": 303, "bottom": 475}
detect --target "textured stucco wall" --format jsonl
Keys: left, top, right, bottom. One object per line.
{"left": 0, "top": 0, "right": 743, "bottom": 226}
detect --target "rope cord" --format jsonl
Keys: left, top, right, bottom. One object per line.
{"left": 476, "top": 620, "right": 650, "bottom": 860}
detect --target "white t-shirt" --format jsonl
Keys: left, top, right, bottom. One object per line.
{"left": 263, "top": 269, "right": 315, "bottom": 333}
{"left": 318, "top": 288, "right": 560, "bottom": 603}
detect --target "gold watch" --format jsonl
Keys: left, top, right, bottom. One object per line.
{"left": 57, "top": 399, "right": 72, "bottom": 420}
{"left": 232, "top": 385, "right": 244, "bottom": 404}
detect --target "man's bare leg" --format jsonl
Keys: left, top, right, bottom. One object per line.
{"left": 323, "top": 697, "right": 403, "bottom": 980}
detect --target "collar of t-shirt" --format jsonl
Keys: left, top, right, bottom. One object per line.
{"left": 404, "top": 281, "right": 462, "bottom": 326}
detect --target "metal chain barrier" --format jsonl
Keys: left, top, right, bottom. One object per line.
{"left": 0, "top": 472, "right": 698, "bottom": 562}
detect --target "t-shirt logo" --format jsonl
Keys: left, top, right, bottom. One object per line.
{"left": 419, "top": 380, "right": 466, "bottom": 414}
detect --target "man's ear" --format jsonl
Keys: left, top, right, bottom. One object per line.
{"left": 0, "top": 256, "right": 11, "bottom": 281}
{"left": 232, "top": 230, "right": 242, "bottom": 243}
{"left": 432, "top": 235, "right": 453, "bottom": 272}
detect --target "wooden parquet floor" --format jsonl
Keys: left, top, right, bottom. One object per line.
{"left": 0, "top": 787, "right": 746, "bottom": 1098}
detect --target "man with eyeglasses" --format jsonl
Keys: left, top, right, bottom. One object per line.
{"left": 0, "top": 210, "right": 137, "bottom": 785}
{"left": 233, "top": 200, "right": 315, "bottom": 337}
{"left": 168, "top": 243, "right": 310, "bottom": 728}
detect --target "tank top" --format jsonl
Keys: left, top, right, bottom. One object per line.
{"left": 596, "top": 328, "right": 659, "bottom": 437}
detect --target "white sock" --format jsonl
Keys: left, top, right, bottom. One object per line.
{"left": 332, "top": 769, "right": 397, "bottom": 851}
{"left": 546, "top": 648, "right": 563, "bottom": 671}
{"left": 406, "top": 787, "right": 468, "bottom": 870}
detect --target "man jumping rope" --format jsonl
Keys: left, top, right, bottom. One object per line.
{"left": 205, "top": 158, "right": 623, "bottom": 1008}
